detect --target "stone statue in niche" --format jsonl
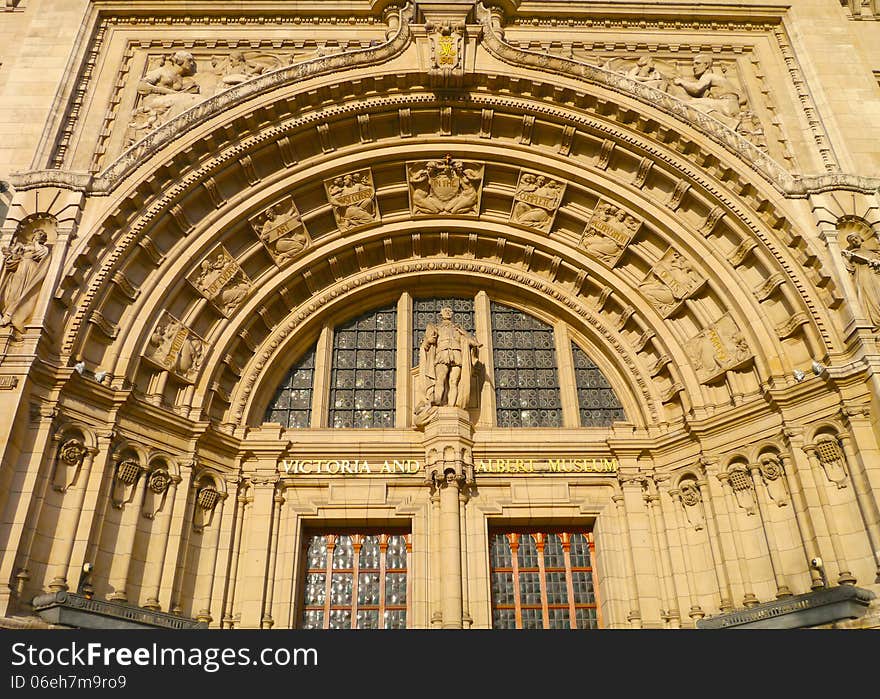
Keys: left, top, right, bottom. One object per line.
{"left": 128, "top": 51, "right": 201, "bottom": 145}
{"left": 145, "top": 312, "right": 206, "bottom": 383}
{"left": 187, "top": 245, "right": 252, "bottom": 318}
{"left": 0, "top": 227, "right": 51, "bottom": 332}
{"left": 415, "top": 307, "right": 482, "bottom": 422}
{"left": 580, "top": 201, "right": 641, "bottom": 267}
{"left": 638, "top": 248, "right": 705, "bottom": 317}
{"left": 249, "top": 197, "right": 311, "bottom": 264}
{"left": 510, "top": 172, "right": 566, "bottom": 232}
{"left": 842, "top": 225, "right": 880, "bottom": 328}
{"left": 407, "top": 156, "right": 484, "bottom": 216}
{"left": 672, "top": 54, "right": 748, "bottom": 122}
{"left": 324, "top": 170, "right": 379, "bottom": 231}
{"left": 685, "top": 313, "right": 752, "bottom": 384}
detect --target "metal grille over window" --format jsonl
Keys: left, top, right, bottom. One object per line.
{"left": 301, "top": 532, "right": 410, "bottom": 629}
{"left": 490, "top": 530, "right": 599, "bottom": 629}
{"left": 264, "top": 343, "right": 317, "bottom": 428}
{"left": 571, "top": 343, "right": 625, "bottom": 426}
{"left": 491, "top": 303, "right": 562, "bottom": 427}
{"left": 329, "top": 306, "right": 396, "bottom": 428}
{"left": 412, "top": 297, "right": 475, "bottom": 366}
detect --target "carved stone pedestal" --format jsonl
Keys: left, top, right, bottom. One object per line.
{"left": 423, "top": 407, "right": 474, "bottom": 629}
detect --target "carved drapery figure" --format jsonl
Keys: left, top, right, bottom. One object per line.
{"left": 685, "top": 313, "right": 751, "bottom": 383}
{"left": 415, "top": 307, "right": 481, "bottom": 418}
{"left": 0, "top": 228, "right": 51, "bottom": 332}
{"left": 672, "top": 54, "right": 746, "bottom": 121}
{"left": 128, "top": 51, "right": 200, "bottom": 144}
{"left": 250, "top": 199, "right": 310, "bottom": 263}
{"left": 510, "top": 173, "right": 565, "bottom": 232}
{"left": 408, "top": 156, "right": 484, "bottom": 216}
{"left": 842, "top": 228, "right": 880, "bottom": 328}
{"left": 325, "top": 171, "right": 378, "bottom": 230}
{"left": 639, "top": 249, "right": 704, "bottom": 316}
{"left": 211, "top": 50, "right": 274, "bottom": 90}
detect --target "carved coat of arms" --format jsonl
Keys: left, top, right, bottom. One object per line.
{"left": 407, "top": 156, "right": 484, "bottom": 216}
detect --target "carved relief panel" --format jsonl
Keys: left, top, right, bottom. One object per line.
{"left": 324, "top": 169, "right": 380, "bottom": 231}
{"left": 685, "top": 313, "right": 752, "bottom": 383}
{"left": 407, "top": 156, "right": 484, "bottom": 217}
{"left": 249, "top": 196, "right": 311, "bottom": 265}
{"left": 187, "top": 244, "right": 252, "bottom": 318}
{"left": 509, "top": 170, "right": 566, "bottom": 233}
{"left": 144, "top": 312, "right": 206, "bottom": 383}
{"left": 638, "top": 248, "right": 706, "bottom": 317}
{"left": 580, "top": 201, "right": 642, "bottom": 267}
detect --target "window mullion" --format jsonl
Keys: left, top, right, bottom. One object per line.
{"left": 553, "top": 323, "right": 580, "bottom": 427}
{"left": 562, "top": 534, "right": 577, "bottom": 629}
{"left": 509, "top": 534, "right": 522, "bottom": 629}
{"left": 323, "top": 536, "right": 335, "bottom": 629}
{"left": 474, "top": 290, "right": 496, "bottom": 427}
{"left": 535, "top": 534, "right": 550, "bottom": 629}
{"left": 396, "top": 292, "right": 412, "bottom": 428}
{"left": 311, "top": 325, "right": 333, "bottom": 428}
{"left": 379, "top": 534, "right": 388, "bottom": 629}
{"left": 350, "top": 535, "right": 361, "bottom": 629}
{"left": 588, "top": 533, "right": 602, "bottom": 629}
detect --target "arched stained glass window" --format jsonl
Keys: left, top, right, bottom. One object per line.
{"left": 572, "top": 343, "right": 625, "bottom": 426}
{"left": 328, "top": 306, "right": 396, "bottom": 428}
{"left": 412, "top": 297, "right": 474, "bottom": 366}
{"left": 491, "top": 302, "right": 561, "bottom": 427}
{"left": 264, "top": 343, "right": 316, "bottom": 428}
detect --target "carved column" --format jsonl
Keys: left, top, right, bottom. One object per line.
{"left": 613, "top": 477, "right": 643, "bottom": 628}
{"left": 107, "top": 459, "right": 149, "bottom": 602}
{"left": 222, "top": 482, "right": 251, "bottom": 628}
{"left": 666, "top": 481, "right": 705, "bottom": 621}
{"left": 715, "top": 469, "right": 759, "bottom": 607}
{"left": 839, "top": 414, "right": 880, "bottom": 582}
{"left": 141, "top": 471, "right": 181, "bottom": 611}
{"left": 261, "top": 486, "right": 285, "bottom": 629}
{"left": 237, "top": 477, "right": 276, "bottom": 628}
{"left": 781, "top": 430, "right": 828, "bottom": 589}
{"left": 45, "top": 440, "right": 100, "bottom": 593}
{"left": 193, "top": 484, "right": 228, "bottom": 625}
{"left": 643, "top": 475, "right": 679, "bottom": 627}
{"left": 695, "top": 460, "right": 736, "bottom": 611}
{"left": 803, "top": 443, "right": 856, "bottom": 585}
{"left": 423, "top": 406, "right": 474, "bottom": 629}
{"left": 748, "top": 462, "right": 792, "bottom": 598}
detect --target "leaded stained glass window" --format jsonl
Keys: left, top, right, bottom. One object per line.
{"left": 329, "top": 306, "right": 396, "bottom": 428}
{"left": 491, "top": 303, "right": 561, "bottom": 427}
{"left": 572, "top": 343, "right": 625, "bottom": 427}
{"left": 300, "top": 532, "right": 410, "bottom": 629}
{"left": 490, "top": 530, "right": 599, "bottom": 630}
{"left": 412, "top": 297, "right": 475, "bottom": 366}
{"left": 264, "top": 343, "right": 316, "bottom": 428}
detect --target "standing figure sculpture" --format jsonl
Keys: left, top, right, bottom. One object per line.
{"left": 673, "top": 54, "right": 746, "bottom": 121}
{"left": 843, "top": 228, "right": 880, "bottom": 327}
{"left": 0, "top": 229, "right": 51, "bottom": 332}
{"left": 417, "top": 307, "right": 481, "bottom": 416}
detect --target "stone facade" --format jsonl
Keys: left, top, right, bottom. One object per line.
{"left": 0, "top": 0, "right": 879, "bottom": 629}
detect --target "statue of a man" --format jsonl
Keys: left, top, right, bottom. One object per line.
{"left": 417, "top": 307, "right": 481, "bottom": 411}
{"left": 0, "top": 229, "right": 51, "bottom": 332}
